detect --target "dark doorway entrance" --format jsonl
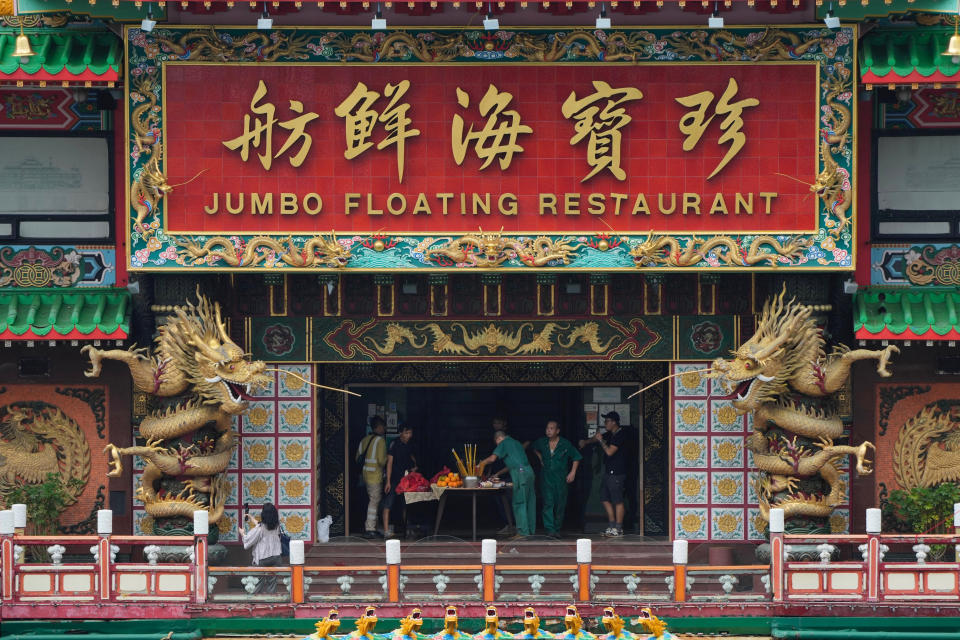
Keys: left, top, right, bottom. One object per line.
{"left": 346, "top": 384, "right": 642, "bottom": 538}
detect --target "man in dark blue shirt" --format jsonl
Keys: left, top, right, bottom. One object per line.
{"left": 582, "top": 411, "right": 627, "bottom": 537}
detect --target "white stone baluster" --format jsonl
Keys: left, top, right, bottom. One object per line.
{"left": 719, "top": 574, "right": 738, "bottom": 594}
{"left": 337, "top": 575, "right": 354, "bottom": 594}
{"left": 623, "top": 574, "right": 641, "bottom": 594}
{"left": 817, "top": 543, "right": 835, "bottom": 563}
{"left": 528, "top": 574, "right": 545, "bottom": 595}
{"left": 913, "top": 543, "right": 931, "bottom": 564}
{"left": 47, "top": 545, "right": 65, "bottom": 565}
{"left": 144, "top": 545, "right": 161, "bottom": 565}
{"left": 241, "top": 575, "right": 260, "bottom": 594}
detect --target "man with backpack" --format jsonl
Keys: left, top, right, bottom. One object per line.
{"left": 357, "top": 416, "right": 388, "bottom": 538}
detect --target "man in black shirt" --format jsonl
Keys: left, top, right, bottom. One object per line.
{"left": 383, "top": 426, "right": 417, "bottom": 539}
{"left": 582, "top": 412, "right": 627, "bottom": 537}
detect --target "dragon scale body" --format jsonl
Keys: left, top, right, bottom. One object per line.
{"left": 709, "top": 289, "right": 897, "bottom": 529}
{"left": 83, "top": 293, "right": 269, "bottom": 528}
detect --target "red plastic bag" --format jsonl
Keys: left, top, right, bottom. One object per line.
{"left": 430, "top": 466, "right": 451, "bottom": 484}
{"left": 396, "top": 472, "right": 429, "bottom": 494}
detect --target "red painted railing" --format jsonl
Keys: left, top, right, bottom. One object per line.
{"left": 6, "top": 506, "right": 960, "bottom": 615}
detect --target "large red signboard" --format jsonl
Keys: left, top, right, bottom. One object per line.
{"left": 163, "top": 63, "right": 817, "bottom": 235}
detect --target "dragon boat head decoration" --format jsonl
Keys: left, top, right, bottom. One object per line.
{"left": 82, "top": 291, "right": 269, "bottom": 532}
{"left": 708, "top": 287, "right": 898, "bottom": 532}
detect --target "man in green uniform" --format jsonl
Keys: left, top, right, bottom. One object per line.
{"left": 480, "top": 430, "right": 536, "bottom": 538}
{"left": 532, "top": 420, "right": 582, "bottom": 538}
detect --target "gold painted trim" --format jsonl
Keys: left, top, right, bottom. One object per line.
{"left": 590, "top": 281, "right": 608, "bottom": 316}
{"left": 537, "top": 283, "right": 555, "bottom": 317}
{"left": 430, "top": 282, "right": 449, "bottom": 317}
{"left": 377, "top": 281, "right": 395, "bottom": 317}
{"left": 483, "top": 282, "right": 501, "bottom": 317}
{"left": 307, "top": 317, "right": 314, "bottom": 362}
{"left": 269, "top": 276, "right": 288, "bottom": 317}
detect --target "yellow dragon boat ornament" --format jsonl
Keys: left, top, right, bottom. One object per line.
{"left": 708, "top": 288, "right": 898, "bottom": 531}
{"left": 82, "top": 292, "right": 270, "bottom": 533}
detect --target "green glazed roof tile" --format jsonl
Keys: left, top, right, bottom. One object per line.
{"left": 0, "top": 288, "right": 130, "bottom": 339}
{"left": 860, "top": 28, "right": 960, "bottom": 81}
{"left": 0, "top": 30, "right": 121, "bottom": 77}
{"left": 854, "top": 287, "right": 960, "bottom": 338}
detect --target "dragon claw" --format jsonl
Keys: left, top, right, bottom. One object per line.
{"left": 877, "top": 345, "right": 899, "bottom": 378}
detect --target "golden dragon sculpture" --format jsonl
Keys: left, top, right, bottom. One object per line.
{"left": 177, "top": 234, "right": 351, "bottom": 269}
{"left": 425, "top": 231, "right": 582, "bottom": 268}
{"left": 630, "top": 233, "right": 811, "bottom": 267}
{"left": 155, "top": 28, "right": 313, "bottom": 62}
{"left": 708, "top": 288, "right": 898, "bottom": 527}
{"left": 0, "top": 404, "right": 90, "bottom": 507}
{"left": 130, "top": 74, "right": 171, "bottom": 238}
{"left": 814, "top": 68, "right": 853, "bottom": 239}
{"left": 82, "top": 292, "right": 270, "bottom": 528}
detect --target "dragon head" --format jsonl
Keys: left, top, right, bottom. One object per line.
{"left": 601, "top": 607, "right": 624, "bottom": 636}
{"left": 483, "top": 607, "right": 500, "bottom": 634}
{"left": 399, "top": 609, "right": 423, "bottom": 636}
{"left": 318, "top": 232, "right": 351, "bottom": 268}
{"left": 633, "top": 608, "right": 667, "bottom": 639}
{"left": 522, "top": 607, "right": 540, "bottom": 636}
{"left": 443, "top": 606, "right": 459, "bottom": 634}
{"left": 355, "top": 607, "right": 378, "bottom": 636}
{"left": 163, "top": 292, "right": 270, "bottom": 414}
{"left": 629, "top": 232, "right": 664, "bottom": 267}
{"left": 563, "top": 606, "right": 583, "bottom": 635}
{"left": 707, "top": 288, "right": 816, "bottom": 413}
{"left": 313, "top": 610, "right": 340, "bottom": 639}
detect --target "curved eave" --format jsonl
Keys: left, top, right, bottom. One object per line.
{"left": 0, "top": 67, "right": 120, "bottom": 85}
{"left": 862, "top": 69, "right": 960, "bottom": 87}
{"left": 855, "top": 326, "right": 960, "bottom": 341}
{"left": 0, "top": 327, "right": 128, "bottom": 340}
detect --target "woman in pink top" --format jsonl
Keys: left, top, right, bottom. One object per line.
{"left": 241, "top": 502, "right": 282, "bottom": 593}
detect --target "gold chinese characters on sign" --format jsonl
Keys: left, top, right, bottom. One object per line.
{"left": 222, "top": 78, "right": 760, "bottom": 183}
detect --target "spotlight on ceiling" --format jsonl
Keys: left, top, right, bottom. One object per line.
{"left": 596, "top": 2, "right": 611, "bottom": 29}
{"left": 257, "top": 2, "right": 272, "bottom": 29}
{"left": 371, "top": 2, "right": 387, "bottom": 29}
{"left": 708, "top": 2, "right": 723, "bottom": 29}
{"left": 483, "top": 2, "right": 499, "bottom": 30}
{"left": 141, "top": 3, "right": 156, "bottom": 32}
{"left": 823, "top": 3, "right": 840, "bottom": 29}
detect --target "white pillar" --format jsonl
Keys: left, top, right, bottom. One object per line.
{"left": 289, "top": 539, "right": 305, "bottom": 565}
{"left": 769, "top": 508, "right": 785, "bottom": 534}
{"left": 193, "top": 510, "right": 209, "bottom": 536}
{"left": 97, "top": 509, "right": 113, "bottom": 535}
{"left": 11, "top": 505, "right": 26, "bottom": 530}
{"left": 0, "top": 511, "right": 13, "bottom": 535}
{"left": 865, "top": 508, "right": 882, "bottom": 534}
{"left": 385, "top": 538, "right": 402, "bottom": 565}
{"left": 672, "top": 539, "right": 688, "bottom": 565}
{"left": 576, "top": 538, "right": 592, "bottom": 564}
{"left": 481, "top": 538, "right": 497, "bottom": 565}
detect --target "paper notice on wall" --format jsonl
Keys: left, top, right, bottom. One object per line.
{"left": 584, "top": 404, "right": 599, "bottom": 428}
{"left": 368, "top": 404, "right": 379, "bottom": 417}
{"left": 386, "top": 413, "right": 399, "bottom": 432}
{"left": 614, "top": 403, "right": 631, "bottom": 427}
{"left": 593, "top": 387, "right": 621, "bottom": 403}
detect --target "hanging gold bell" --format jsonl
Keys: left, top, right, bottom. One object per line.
{"left": 945, "top": 31, "right": 960, "bottom": 57}
{"left": 13, "top": 27, "right": 35, "bottom": 59}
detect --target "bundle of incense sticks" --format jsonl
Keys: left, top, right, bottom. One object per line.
{"left": 452, "top": 444, "right": 479, "bottom": 477}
